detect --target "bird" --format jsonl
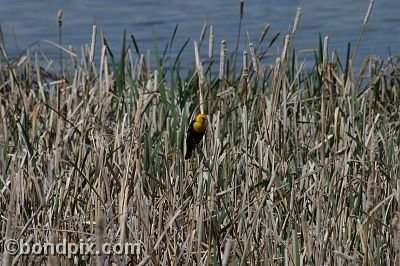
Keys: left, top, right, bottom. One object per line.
{"left": 185, "top": 114, "right": 208, "bottom": 159}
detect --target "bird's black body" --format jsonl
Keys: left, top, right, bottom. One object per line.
{"left": 185, "top": 120, "right": 206, "bottom": 159}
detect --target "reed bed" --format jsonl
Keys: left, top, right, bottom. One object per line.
{"left": 1, "top": 4, "right": 400, "bottom": 265}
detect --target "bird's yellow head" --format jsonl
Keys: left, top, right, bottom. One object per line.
{"left": 193, "top": 114, "right": 208, "bottom": 133}
{"left": 195, "top": 114, "right": 208, "bottom": 123}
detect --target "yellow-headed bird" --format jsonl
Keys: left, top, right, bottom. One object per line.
{"left": 185, "top": 114, "right": 208, "bottom": 159}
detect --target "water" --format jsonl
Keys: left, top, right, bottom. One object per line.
{"left": 1, "top": 0, "right": 399, "bottom": 68}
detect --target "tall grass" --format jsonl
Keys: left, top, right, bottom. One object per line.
{"left": 1, "top": 4, "right": 400, "bottom": 265}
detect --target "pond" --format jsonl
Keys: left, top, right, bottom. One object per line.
{"left": 1, "top": 0, "right": 399, "bottom": 68}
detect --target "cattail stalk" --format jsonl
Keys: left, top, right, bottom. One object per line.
{"left": 249, "top": 43, "right": 257, "bottom": 73}
{"left": 57, "top": 9, "right": 63, "bottom": 74}
{"left": 219, "top": 40, "right": 226, "bottom": 81}
{"left": 194, "top": 41, "right": 205, "bottom": 114}
{"left": 292, "top": 7, "right": 302, "bottom": 35}
{"left": 281, "top": 34, "right": 290, "bottom": 62}
{"left": 208, "top": 25, "right": 214, "bottom": 61}
{"left": 323, "top": 35, "right": 329, "bottom": 69}
{"left": 352, "top": 0, "right": 374, "bottom": 62}
{"left": 259, "top": 23, "right": 270, "bottom": 44}
{"left": 57, "top": 9, "right": 63, "bottom": 112}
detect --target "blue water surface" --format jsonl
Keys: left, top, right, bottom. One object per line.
{"left": 0, "top": 0, "right": 399, "bottom": 67}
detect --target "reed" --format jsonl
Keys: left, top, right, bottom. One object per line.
{"left": 0, "top": 3, "right": 399, "bottom": 265}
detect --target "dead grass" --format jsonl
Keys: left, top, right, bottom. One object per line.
{"left": 1, "top": 3, "right": 400, "bottom": 265}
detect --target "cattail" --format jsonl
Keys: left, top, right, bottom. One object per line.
{"left": 274, "top": 57, "right": 281, "bottom": 75}
{"left": 138, "top": 53, "right": 144, "bottom": 80}
{"left": 222, "top": 239, "right": 234, "bottom": 266}
{"left": 323, "top": 35, "right": 329, "bottom": 69}
{"left": 366, "top": 135, "right": 376, "bottom": 213}
{"left": 292, "top": 7, "right": 302, "bottom": 35}
{"left": 259, "top": 23, "right": 270, "bottom": 44}
{"left": 352, "top": 0, "right": 374, "bottom": 62}
{"left": 57, "top": 9, "right": 63, "bottom": 27}
{"left": 242, "top": 49, "right": 248, "bottom": 88}
{"left": 96, "top": 211, "right": 105, "bottom": 264}
{"left": 397, "top": 178, "right": 400, "bottom": 205}
{"left": 240, "top": 0, "right": 244, "bottom": 19}
{"left": 390, "top": 212, "right": 400, "bottom": 253}
{"left": 243, "top": 49, "right": 248, "bottom": 68}
{"left": 281, "top": 34, "right": 290, "bottom": 62}
{"left": 194, "top": 41, "right": 205, "bottom": 113}
{"left": 154, "top": 70, "right": 158, "bottom": 92}
{"left": 249, "top": 43, "right": 257, "bottom": 72}
{"left": 200, "top": 22, "right": 207, "bottom": 42}
{"left": 196, "top": 205, "right": 204, "bottom": 262}
{"left": 364, "top": 0, "right": 374, "bottom": 25}
{"left": 194, "top": 41, "right": 204, "bottom": 88}
{"left": 47, "top": 232, "right": 58, "bottom": 266}
{"left": 208, "top": 25, "right": 214, "bottom": 60}
{"left": 68, "top": 44, "right": 77, "bottom": 66}
{"left": 57, "top": 9, "right": 64, "bottom": 77}
{"left": 219, "top": 40, "right": 227, "bottom": 81}
{"left": 89, "top": 25, "right": 97, "bottom": 64}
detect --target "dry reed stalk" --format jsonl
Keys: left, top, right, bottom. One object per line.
{"left": 34, "top": 52, "right": 46, "bottom": 102}
{"left": 366, "top": 134, "right": 376, "bottom": 213}
{"left": 147, "top": 49, "right": 151, "bottom": 78}
{"left": 219, "top": 40, "right": 226, "bottom": 81}
{"left": 57, "top": 9, "right": 63, "bottom": 76}
{"left": 222, "top": 238, "right": 234, "bottom": 266}
{"left": 3, "top": 185, "right": 16, "bottom": 266}
{"left": 259, "top": 23, "right": 270, "bottom": 44}
{"left": 47, "top": 232, "right": 58, "bottom": 266}
{"left": 352, "top": 0, "right": 375, "bottom": 63}
{"left": 292, "top": 7, "right": 302, "bottom": 35}
{"left": 194, "top": 41, "right": 205, "bottom": 114}
{"left": 89, "top": 25, "right": 97, "bottom": 66}
{"left": 1, "top": 20, "right": 399, "bottom": 265}
{"left": 248, "top": 43, "right": 257, "bottom": 74}
{"left": 241, "top": 50, "right": 248, "bottom": 98}
{"left": 281, "top": 35, "right": 290, "bottom": 63}
{"left": 391, "top": 213, "right": 400, "bottom": 263}
{"left": 96, "top": 212, "right": 105, "bottom": 266}
{"left": 208, "top": 25, "right": 214, "bottom": 61}
{"left": 323, "top": 35, "right": 328, "bottom": 70}
{"left": 200, "top": 22, "right": 207, "bottom": 43}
